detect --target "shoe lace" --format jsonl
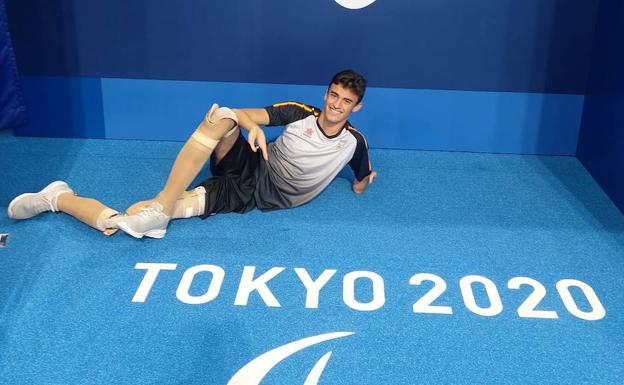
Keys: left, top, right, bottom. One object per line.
{"left": 39, "top": 195, "right": 55, "bottom": 212}
{"left": 138, "top": 204, "right": 163, "bottom": 218}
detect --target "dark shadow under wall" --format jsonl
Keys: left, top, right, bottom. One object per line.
{"left": 577, "top": 0, "right": 624, "bottom": 215}
{"left": 496, "top": 0, "right": 623, "bottom": 251}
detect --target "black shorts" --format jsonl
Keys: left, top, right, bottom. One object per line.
{"left": 197, "top": 133, "right": 261, "bottom": 218}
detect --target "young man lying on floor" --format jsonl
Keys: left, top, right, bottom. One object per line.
{"left": 8, "top": 70, "right": 376, "bottom": 238}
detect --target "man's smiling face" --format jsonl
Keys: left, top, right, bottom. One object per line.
{"left": 321, "top": 83, "right": 362, "bottom": 127}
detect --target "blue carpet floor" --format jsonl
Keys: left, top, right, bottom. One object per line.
{"left": 1, "top": 130, "right": 623, "bottom": 384}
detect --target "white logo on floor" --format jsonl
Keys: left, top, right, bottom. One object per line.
{"left": 227, "top": 331, "right": 354, "bottom": 385}
{"left": 335, "top": 0, "right": 377, "bottom": 9}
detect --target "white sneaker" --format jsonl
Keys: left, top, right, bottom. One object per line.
{"left": 8, "top": 181, "right": 74, "bottom": 220}
{"left": 116, "top": 202, "right": 170, "bottom": 239}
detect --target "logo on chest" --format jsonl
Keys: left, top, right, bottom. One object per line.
{"left": 303, "top": 127, "right": 314, "bottom": 138}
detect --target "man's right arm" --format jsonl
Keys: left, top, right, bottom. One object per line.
{"left": 233, "top": 108, "right": 270, "bottom": 128}
{"left": 231, "top": 103, "right": 313, "bottom": 160}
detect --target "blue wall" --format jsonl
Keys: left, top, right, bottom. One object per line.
{"left": 577, "top": 0, "right": 624, "bottom": 213}
{"left": 6, "top": 0, "right": 599, "bottom": 154}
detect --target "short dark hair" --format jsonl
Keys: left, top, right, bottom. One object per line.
{"left": 329, "top": 69, "right": 367, "bottom": 103}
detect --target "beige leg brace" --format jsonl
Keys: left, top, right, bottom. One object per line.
{"left": 155, "top": 104, "right": 236, "bottom": 215}
{"left": 190, "top": 130, "right": 219, "bottom": 150}
{"left": 171, "top": 186, "right": 206, "bottom": 219}
{"left": 96, "top": 208, "right": 121, "bottom": 236}
{"left": 56, "top": 193, "right": 120, "bottom": 236}
{"left": 123, "top": 187, "right": 205, "bottom": 221}
{"left": 189, "top": 105, "right": 238, "bottom": 148}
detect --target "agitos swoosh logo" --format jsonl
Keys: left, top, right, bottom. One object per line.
{"left": 227, "top": 331, "right": 355, "bottom": 385}
{"left": 335, "top": 0, "right": 377, "bottom": 9}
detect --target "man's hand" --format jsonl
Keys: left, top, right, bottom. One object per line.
{"left": 247, "top": 126, "right": 268, "bottom": 161}
{"left": 353, "top": 171, "right": 377, "bottom": 194}
{"left": 233, "top": 108, "right": 270, "bottom": 161}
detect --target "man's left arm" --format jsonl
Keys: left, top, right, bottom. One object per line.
{"left": 347, "top": 128, "right": 375, "bottom": 194}
{"left": 353, "top": 171, "right": 377, "bottom": 194}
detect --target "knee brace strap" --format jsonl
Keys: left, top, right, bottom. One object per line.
{"left": 222, "top": 126, "right": 238, "bottom": 138}
{"left": 178, "top": 186, "right": 206, "bottom": 218}
{"left": 205, "top": 105, "right": 238, "bottom": 140}
{"left": 96, "top": 208, "right": 121, "bottom": 236}
{"left": 191, "top": 130, "right": 220, "bottom": 150}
